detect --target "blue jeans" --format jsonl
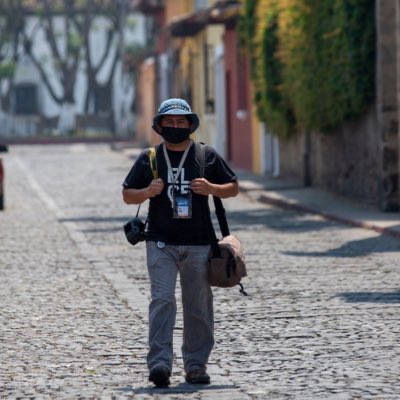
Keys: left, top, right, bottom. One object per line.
{"left": 146, "top": 241, "right": 214, "bottom": 373}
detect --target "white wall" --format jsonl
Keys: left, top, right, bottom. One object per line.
{"left": 214, "top": 44, "right": 226, "bottom": 158}
{"left": 2, "top": 11, "right": 146, "bottom": 136}
{"left": 260, "top": 122, "right": 280, "bottom": 176}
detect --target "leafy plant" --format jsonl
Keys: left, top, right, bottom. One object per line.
{"left": 0, "top": 61, "right": 15, "bottom": 79}
{"left": 239, "top": 0, "right": 375, "bottom": 136}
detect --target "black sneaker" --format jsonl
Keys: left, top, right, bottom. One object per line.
{"left": 149, "top": 366, "right": 171, "bottom": 387}
{"left": 185, "top": 369, "right": 210, "bottom": 384}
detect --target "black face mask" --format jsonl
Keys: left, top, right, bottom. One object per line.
{"left": 160, "top": 127, "right": 191, "bottom": 144}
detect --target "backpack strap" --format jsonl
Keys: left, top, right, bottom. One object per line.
{"left": 213, "top": 197, "right": 230, "bottom": 237}
{"left": 136, "top": 146, "right": 158, "bottom": 228}
{"left": 198, "top": 142, "right": 206, "bottom": 178}
{"left": 196, "top": 142, "right": 220, "bottom": 256}
{"left": 196, "top": 142, "right": 230, "bottom": 237}
{"left": 149, "top": 146, "right": 158, "bottom": 179}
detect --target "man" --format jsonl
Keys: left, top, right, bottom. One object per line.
{"left": 122, "top": 98, "right": 239, "bottom": 387}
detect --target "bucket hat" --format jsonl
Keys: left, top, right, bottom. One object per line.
{"left": 152, "top": 98, "right": 200, "bottom": 133}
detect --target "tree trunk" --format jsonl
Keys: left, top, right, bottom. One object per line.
{"left": 57, "top": 102, "right": 76, "bottom": 134}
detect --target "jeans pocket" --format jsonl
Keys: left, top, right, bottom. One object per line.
{"left": 146, "top": 241, "right": 159, "bottom": 268}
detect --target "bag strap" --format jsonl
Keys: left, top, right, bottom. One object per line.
{"left": 198, "top": 142, "right": 247, "bottom": 295}
{"left": 199, "top": 142, "right": 206, "bottom": 178}
{"left": 136, "top": 146, "right": 159, "bottom": 226}
{"left": 149, "top": 146, "right": 158, "bottom": 179}
{"left": 197, "top": 142, "right": 220, "bottom": 256}
{"left": 213, "top": 197, "right": 230, "bottom": 237}
{"left": 197, "top": 142, "right": 230, "bottom": 238}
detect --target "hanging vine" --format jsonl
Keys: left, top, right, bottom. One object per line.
{"left": 239, "top": 0, "right": 375, "bottom": 136}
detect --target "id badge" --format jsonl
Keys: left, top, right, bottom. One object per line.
{"left": 173, "top": 192, "right": 192, "bottom": 219}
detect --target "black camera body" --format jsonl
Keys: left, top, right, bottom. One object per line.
{"left": 123, "top": 217, "right": 146, "bottom": 246}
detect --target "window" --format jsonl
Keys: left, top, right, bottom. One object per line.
{"left": 15, "top": 83, "right": 38, "bottom": 115}
{"left": 195, "top": 0, "right": 208, "bottom": 11}
{"left": 94, "top": 85, "right": 111, "bottom": 113}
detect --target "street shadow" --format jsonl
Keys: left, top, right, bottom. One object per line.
{"left": 283, "top": 232, "right": 400, "bottom": 258}
{"left": 115, "top": 383, "right": 236, "bottom": 395}
{"left": 239, "top": 184, "right": 305, "bottom": 192}
{"left": 81, "top": 227, "right": 123, "bottom": 233}
{"left": 335, "top": 290, "right": 400, "bottom": 304}
{"left": 214, "top": 207, "right": 337, "bottom": 234}
{"left": 58, "top": 215, "right": 144, "bottom": 234}
{"left": 59, "top": 216, "right": 133, "bottom": 223}
{"left": 58, "top": 208, "right": 338, "bottom": 235}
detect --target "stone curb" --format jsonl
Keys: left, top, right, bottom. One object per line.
{"left": 240, "top": 186, "right": 400, "bottom": 240}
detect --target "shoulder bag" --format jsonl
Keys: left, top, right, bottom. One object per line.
{"left": 196, "top": 142, "right": 248, "bottom": 295}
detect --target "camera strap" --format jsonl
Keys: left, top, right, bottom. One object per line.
{"left": 134, "top": 145, "right": 159, "bottom": 224}
{"left": 149, "top": 147, "right": 158, "bottom": 179}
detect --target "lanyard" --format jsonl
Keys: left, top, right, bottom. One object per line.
{"left": 163, "top": 140, "right": 192, "bottom": 207}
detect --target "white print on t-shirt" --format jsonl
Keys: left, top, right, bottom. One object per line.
{"left": 167, "top": 167, "right": 190, "bottom": 204}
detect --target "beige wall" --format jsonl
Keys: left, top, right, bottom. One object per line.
{"left": 279, "top": 106, "right": 380, "bottom": 205}
{"left": 165, "top": 0, "right": 192, "bottom": 23}
{"left": 199, "top": 26, "right": 225, "bottom": 147}
{"left": 188, "top": 26, "right": 226, "bottom": 148}
{"left": 136, "top": 58, "right": 162, "bottom": 146}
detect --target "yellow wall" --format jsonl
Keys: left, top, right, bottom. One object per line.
{"left": 165, "top": 0, "right": 192, "bottom": 23}
{"left": 136, "top": 58, "right": 162, "bottom": 146}
{"left": 247, "top": 80, "right": 260, "bottom": 173}
{"left": 137, "top": 1, "right": 236, "bottom": 149}
{"left": 153, "top": 0, "right": 264, "bottom": 170}
{"left": 198, "top": 26, "right": 224, "bottom": 146}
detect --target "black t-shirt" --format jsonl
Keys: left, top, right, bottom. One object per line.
{"left": 123, "top": 142, "right": 237, "bottom": 245}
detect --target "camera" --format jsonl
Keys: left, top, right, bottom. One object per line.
{"left": 123, "top": 217, "right": 146, "bottom": 246}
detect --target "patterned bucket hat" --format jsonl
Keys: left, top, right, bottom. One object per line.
{"left": 152, "top": 98, "right": 200, "bottom": 133}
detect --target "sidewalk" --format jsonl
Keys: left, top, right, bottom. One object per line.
{"left": 237, "top": 170, "right": 400, "bottom": 239}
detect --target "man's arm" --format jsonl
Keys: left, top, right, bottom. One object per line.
{"left": 122, "top": 178, "right": 164, "bottom": 204}
{"left": 190, "top": 178, "right": 239, "bottom": 198}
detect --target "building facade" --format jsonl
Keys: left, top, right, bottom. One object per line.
{"left": 0, "top": 6, "right": 145, "bottom": 138}
{"left": 133, "top": 0, "right": 400, "bottom": 211}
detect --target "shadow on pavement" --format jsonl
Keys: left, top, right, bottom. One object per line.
{"left": 335, "top": 291, "right": 400, "bottom": 304}
{"left": 217, "top": 208, "right": 337, "bottom": 233}
{"left": 58, "top": 207, "right": 338, "bottom": 235}
{"left": 59, "top": 216, "right": 132, "bottom": 223}
{"left": 115, "top": 383, "right": 236, "bottom": 395}
{"left": 283, "top": 232, "right": 400, "bottom": 258}
{"left": 81, "top": 227, "right": 123, "bottom": 233}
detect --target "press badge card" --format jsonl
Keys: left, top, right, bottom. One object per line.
{"left": 173, "top": 192, "right": 192, "bottom": 219}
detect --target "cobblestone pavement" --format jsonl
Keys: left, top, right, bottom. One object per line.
{"left": 1, "top": 144, "right": 400, "bottom": 399}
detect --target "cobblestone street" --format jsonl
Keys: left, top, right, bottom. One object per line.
{"left": 1, "top": 144, "right": 400, "bottom": 399}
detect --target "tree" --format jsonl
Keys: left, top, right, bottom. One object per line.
{"left": 20, "top": 0, "right": 129, "bottom": 133}
{"left": 72, "top": 0, "right": 125, "bottom": 115}
{"left": 21, "top": 0, "right": 82, "bottom": 132}
{"left": 0, "top": 0, "right": 25, "bottom": 112}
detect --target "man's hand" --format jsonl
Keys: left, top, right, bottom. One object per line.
{"left": 190, "top": 178, "right": 212, "bottom": 196}
{"left": 191, "top": 178, "right": 239, "bottom": 198}
{"left": 147, "top": 178, "right": 164, "bottom": 198}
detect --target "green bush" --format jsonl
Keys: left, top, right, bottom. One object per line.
{"left": 239, "top": 0, "right": 375, "bottom": 136}
{"left": 0, "top": 61, "right": 16, "bottom": 79}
